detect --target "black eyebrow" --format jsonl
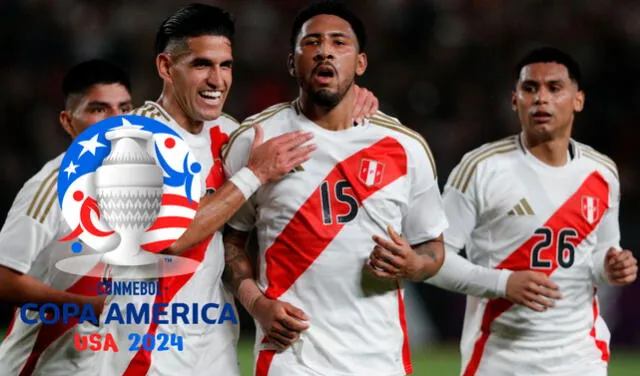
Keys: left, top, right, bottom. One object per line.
{"left": 521, "top": 79, "right": 566, "bottom": 86}
{"left": 85, "top": 101, "right": 110, "bottom": 107}
{"left": 302, "top": 32, "right": 350, "bottom": 39}
{"left": 85, "top": 100, "right": 132, "bottom": 107}
{"left": 191, "top": 57, "right": 213, "bottom": 66}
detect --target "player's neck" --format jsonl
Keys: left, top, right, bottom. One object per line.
{"left": 522, "top": 132, "right": 571, "bottom": 167}
{"left": 156, "top": 91, "right": 204, "bottom": 135}
{"left": 299, "top": 87, "right": 356, "bottom": 131}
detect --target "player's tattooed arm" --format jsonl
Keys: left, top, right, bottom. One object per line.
{"left": 414, "top": 236, "right": 445, "bottom": 272}
{"left": 223, "top": 226, "right": 310, "bottom": 352}
{"left": 222, "top": 226, "right": 256, "bottom": 303}
{"left": 367, "top": 226, "right": 445, "bottom": 282}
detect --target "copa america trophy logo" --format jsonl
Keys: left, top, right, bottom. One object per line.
{"left": 56, "top": 115, "right": 201, "bottom": 278}
{"left": 95, "top": 122, "right": 163, "bottom": 266}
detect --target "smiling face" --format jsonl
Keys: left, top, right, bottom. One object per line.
{"left": 289, "top": 14, "right": 367, "bottom": 109}
{"left": 160, "top": 35, "right": 233, "bottom": 123}
{"left": 512, "top": 62, "right": 585, "bottom": 141}
{"left": 59, "top": 83, "right": 132, "bottom": 139}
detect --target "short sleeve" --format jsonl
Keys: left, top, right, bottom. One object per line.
{"left": 441, "top": 161, "right": 478, "bottom": 250}
{"left": 222, "top": 126, "right": 257, "bottom": 232}
{"left": 402, "top": 138, "right": 448, "bottom": 245}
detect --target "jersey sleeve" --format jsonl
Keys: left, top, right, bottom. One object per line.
{"left": 402, "top": 138, "right": 448, "bottom": 245}
{"left": 591, "top": 175, "right": 621, "bottom": 285}
{"left": 0, "top": 172, "right": 61, "bottom": 274}
{"left": 426, "top": 243, "right": 511, "bottom": 298}
{"left": 223, "top": 126, "right": 257, "bottom": 232}
{"left": 441, "top": 160, "right": 478, "bottom": 250}
{"left": 426, "top": 162, "right": 511, "bottom": 297}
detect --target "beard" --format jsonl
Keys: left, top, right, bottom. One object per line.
{"left": 309, "top": 88, "right": 341, "bottom": 109}
{"left": 304, "top": 77, "right": 354, "bottom": 110}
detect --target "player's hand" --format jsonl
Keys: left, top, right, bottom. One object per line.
{"left": 352, "top": 85, "right": 379, "bottom": 125}
{"left": 248, "top": 123, "right": 316, "bottom": 184}
{"left": 505, "top": 271, "right": 562, "bottom": 312}
{"left": 253, "top": 296, "right": 310, "bottom": 352}
{"left": 604, "top": 248, "right": 637, "bottom": 286}
{"left": 366, "top": 226, "right": 439, "bottom": 282}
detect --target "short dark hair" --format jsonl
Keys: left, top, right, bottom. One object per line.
{"left": 155, "top": 3, "right": 235, "bottom": 55}
{"left": 62, "top": 59, "right": 131, "bottom": 103}
{"left": 515, "top": 47, "right": 582, "bottom": 87}
{"left": 290, "top": 0, "right": 366, "bottom": 52}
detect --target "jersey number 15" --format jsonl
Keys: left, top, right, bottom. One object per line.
{"left": 320, "top": 180, "right": 359, "bottom": 225}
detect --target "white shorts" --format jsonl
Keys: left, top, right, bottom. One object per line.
{"left": 461, "top": 334, "right": 609, "bottom": 376}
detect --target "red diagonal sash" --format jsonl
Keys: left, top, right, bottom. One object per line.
{"left": 18, "top": 264, "right": 104, "bottom": 376}
{"left": 264, "top": 137, "right": 408, "bottom": 299}
{"left": 122, "top": 236, "right": 212, "bottom": 376}
{"left": 463, "top": 171, "right": 610, "bottom": 376}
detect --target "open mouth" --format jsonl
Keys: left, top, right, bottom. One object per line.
{"left": 316, "top": 67, "right": 334, "bottom": 77}
{"left": 199, "top": 90, "right": 222, "bottom": 103}
{"left": 313, "top": 64, "right": 336, "bottom": 82}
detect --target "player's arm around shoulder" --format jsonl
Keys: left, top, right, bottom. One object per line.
{"left": 224, "top": 115, "right": 316, "bottom": 186}
{"left": 164, "top": 118, "right": 316, "bottom": 255}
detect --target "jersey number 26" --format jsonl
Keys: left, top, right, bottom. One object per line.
{"left": 530, "top": 227, "right": 578, "bottom": 269}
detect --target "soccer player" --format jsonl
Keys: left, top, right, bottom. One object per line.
{"left": 0, "top": 59, "right": 133, "bottom": 375}
{"left": 427, "top": 47, "right": 638, "bottom": 376}
{"left": 221, "top": 2, "right": 447, "bottom": 375}
{"left": 111, "top": 4, "right": 380, "bottom": 375}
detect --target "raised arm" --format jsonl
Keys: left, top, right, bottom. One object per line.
{"left": 165, "top": 124, "right": 315, "bottom": 255}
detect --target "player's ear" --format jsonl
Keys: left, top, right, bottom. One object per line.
{"left": 156, "top": 53, "right": 173, "bottom": 83}
{"left": 356, "top": 52, "right": 367, "bottom": 77}
{"left": 287, "top": 54, "right": 295, "bottom": 77}
{"left": 59, "top": 110, "right": 75, "bottom": 139}
{"left": 573, "top": 89, "right": 585, "bottom": 113}
{"left": 511, "top": 91, "right": 517, "bottom": 111}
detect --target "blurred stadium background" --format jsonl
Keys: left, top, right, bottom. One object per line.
{"left": 1, "top": 0, "right": 639, "bottom": 374}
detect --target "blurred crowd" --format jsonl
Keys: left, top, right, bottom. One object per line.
{"left": 1, "top": 0, "right": 639, "bottom": 346}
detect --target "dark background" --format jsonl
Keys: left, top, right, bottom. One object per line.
{"left": 0, "top": 0, "right": 638, "bottom": 350}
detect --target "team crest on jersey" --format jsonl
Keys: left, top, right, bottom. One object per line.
{"left": 57, "top": 115, "right": 202, "bottom": 255}
{"left": 358, "top": 159, "right": 385, "bottom": 187}
{"left": 581, "top": 195, "right": 601, "bottom": 224}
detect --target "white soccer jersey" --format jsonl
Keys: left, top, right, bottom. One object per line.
{"left": 0, "top": 154, "right": 103, "bottom": 376}
{"left": 443, "top": 134, "right": 619, "bottom": 376}
{"left": 224, "top": 101, "right": 448, "bottom": 376}
{"left": 101, "top": 102, "right": 240, "bottom": 376}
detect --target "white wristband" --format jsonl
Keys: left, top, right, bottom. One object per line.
{"left": 229, "top": 167, "right": 262, "bottom": 200}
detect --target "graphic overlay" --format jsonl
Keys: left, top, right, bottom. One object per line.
{"left": 56, "top": 115, "right": 201, "bottom": 279}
